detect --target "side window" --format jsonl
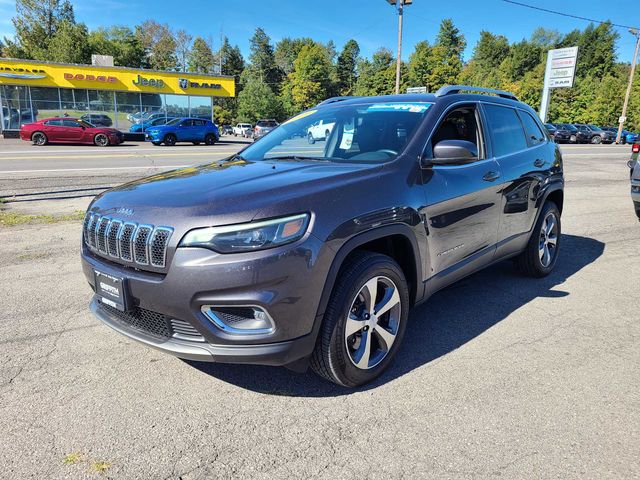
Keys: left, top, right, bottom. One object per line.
{"left": 483, "top": 104, "right": 527, "bottom": 157}
{"left": 63, "top": 120, "right": 81, "bottom": 128}
{"left": 45, "top": 119, "right": 62, "bottom": 126}
{"left": 181, "top": 120, "right": 193, "bottom": 127}
{"left": 194, "top": 119, "right": 205, "bottom": 126}
{"left": 519, "top": 111, "right": 546, "bottom": 146}
{"left": 428, "top": 104, "right": 484, "bottom": 160}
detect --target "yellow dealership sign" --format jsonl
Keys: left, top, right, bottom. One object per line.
{"left": 0, "top": 59, "right": 235, "bottom": 97}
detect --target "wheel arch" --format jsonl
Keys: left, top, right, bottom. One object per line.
{"left": 315, "top": 224, "right": 423, "bottom": 323}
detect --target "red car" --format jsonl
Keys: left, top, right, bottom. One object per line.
{"left": 20, "top": 117, "right": 124, "bottom": 147}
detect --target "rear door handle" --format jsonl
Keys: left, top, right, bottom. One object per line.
{"left": 482, "top": 171, "right": 501, "bottom": 182}
{"left": 534, "top": 159, "right": 546, "bottom": 168}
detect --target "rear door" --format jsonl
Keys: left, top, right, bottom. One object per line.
{"left": 177, "top": 119, "right": 193, "bottom": 141}
{"left": 421, "top": 102, "right": 503, "bottom": 288}
{"left": 482, "top": 103, "right": 550, "bottom": 256}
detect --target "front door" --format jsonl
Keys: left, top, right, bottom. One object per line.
{"left": 61, "top": 119, "right": 85, "bottom": 142}
{"left": 420, "top": 103, "right": 502, "bottom": 290}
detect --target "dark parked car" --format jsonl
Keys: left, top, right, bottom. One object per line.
{"left": 573, "top": 124, "right": 613, "bottom": 144}
{"left": 20, "top": 117, "right": 124, "bottom": 146}
{"left": 145, "top": 117, "right": 219, "bottom": 146}
{"left": 222, "top": 124, "right": 234, "bottom": 135}
{"left": 628, "top": 142, "right": 640, "bottom": 219}
{"left": 129, "top": 116, "right": 175, "bottom": 133}
{"left": 544, "top": 123, "right": 572, "bottom": 143}
{"left": 253, "top": 119, "right": 279, "bottom": 141}
{"left": 554, "top": 123, "right": 578, "bottom": 143}
{"left": 80, "top": 113, "right": 113, "bottom": 127}
{"left": 81, "top": 86, "right": 564, "bottom": 387}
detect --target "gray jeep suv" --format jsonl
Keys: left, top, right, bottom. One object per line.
{"left": 82, "top": 86, "right": 564, "bottom": 387}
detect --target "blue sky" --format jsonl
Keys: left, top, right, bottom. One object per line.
{"left": 1, "top": 0, "right": 638, "bottom": 63}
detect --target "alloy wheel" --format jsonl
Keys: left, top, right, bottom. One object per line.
{"left": 32, "top": 133, "right": 46, "bottom": 145}
{"left": 94, "top": 134, "right": 109, "bottom": 147}
{"left": 539, "top": 212, "right": 559, "bottom": 267}
{"left": 344, "top": 276, "right": 401, "bottom": 370}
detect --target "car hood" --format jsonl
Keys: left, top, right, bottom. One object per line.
{"left": 89, "top": 158, "right": 382, "bottom": 232}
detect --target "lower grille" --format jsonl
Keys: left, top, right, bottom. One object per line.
{"left": 98, "top": 301, "right": 203, "bottom": 341}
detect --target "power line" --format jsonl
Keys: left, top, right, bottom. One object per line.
{"left": 501, "top": 0, "right": 639, "bottom": 30}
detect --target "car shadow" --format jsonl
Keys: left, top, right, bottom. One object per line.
{"left": 184, "top": 234, "right": 604, "bottom": 397}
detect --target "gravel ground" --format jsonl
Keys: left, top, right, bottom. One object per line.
{"left": 0, "top": 147, "right": 638, "bottom": 479}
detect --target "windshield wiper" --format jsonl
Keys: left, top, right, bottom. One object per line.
{"left": 266, "top": 155, "right": 330, "bottom": 162}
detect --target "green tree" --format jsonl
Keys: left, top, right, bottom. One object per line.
{"left": 499, "top": 40, "right": 542, "bottom": 82}
{"left": 237, "top": 77, "right": 282, "bottom": 123}
{"left": 336, "top": 39, "right": 360, "bottom": 95}
{"left": 355, "top": 48, "right": 397, "bottom": 96}
{"left": 435, "top": 18, "right": 466, "bottom": 59}
{"left": 188, "top": 37, "right": 215, "bottom": 73}
{"left": 88, "top": 26, "right": 145, "bottom": 67}
{"left": 136, "top": 21, "right": 177, "bottom": 71}
{"left": 47, "top": 20, "right": 90, "bottom": 64}
{"left": 460, "top": 31, "right": 510, "bottom": 88}
{"left": 275, "top": 37, "right": 314, "bottom": 75}
{"left": 219, "top": 37, "right": 245, "bottom": 78}
{"left": 288, "top": 43, "right": 333, "bottom": 110}
{"left": 407, "top": 41, "right": 433, "bottom": 91}
{"left": 248, "top": 28, "right": 282, "bottom": 92}
{"left": 12, "top": 0, "right": 76, "bottom": 59}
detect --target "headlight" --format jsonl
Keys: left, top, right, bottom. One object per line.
{"left": 179, "top": 213, "right": 310, "bottom": 253}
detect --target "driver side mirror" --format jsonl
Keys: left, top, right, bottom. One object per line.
{"left": 421, "top": 139, "right": 478, "bottom": 167}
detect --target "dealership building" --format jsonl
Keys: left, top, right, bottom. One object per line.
{"left": 0, "top": 58, "right": 235, "bottom": 135}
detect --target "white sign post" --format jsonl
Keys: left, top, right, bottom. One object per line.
{"left": 539, "top": 47, "right": 579, "bottom": 122}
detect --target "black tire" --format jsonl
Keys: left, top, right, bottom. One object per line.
{"left": 151, "top": 141, "right": 161, "bottom": 146}
{"left": 192, "top": 141, "right": 201, "bottom": 145}
{"left": 310, "top": 251, "right": 410, "bottom": 387}
{"left": 204, "top": 134, "right": 216, "bottom": 145}
{"left": 31, "top": 131, "right": 47, "bottom": 146}
{"left": 591, "top": 135, "right": 602, "bottom": 144}
{"left": 515, "top": 201, "right": 561, "bottom": 277}
{"left": 164, "top": 134, "right": 177, "bottom": 146}
{"left": 325, "top": 129, "right": 330, "bottom": 140}
{"left": 307, "top": 132, "right": 315, "bottom": 144}
{"left": 94, "top": 133, "right": 110, "bottom": 147}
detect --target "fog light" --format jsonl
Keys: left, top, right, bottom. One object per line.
{"left": 201, "top": 305, "right": 275, "bottom": 335}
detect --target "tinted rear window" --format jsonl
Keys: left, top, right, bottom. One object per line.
{"left": 519, "top": 111, "right": 545, "bottom": 146}
{"left": 45, "top": 119, "right": 62, "bottom": 126}
{"left": 483, "top": 104, "right": 527, "bottom": 157}
{"left": 257, "top": 120, "right": 277, "bottom": 127}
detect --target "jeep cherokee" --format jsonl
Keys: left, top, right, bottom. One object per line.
{"left": 81, "top": 85, "right": 564, "bottom": 387}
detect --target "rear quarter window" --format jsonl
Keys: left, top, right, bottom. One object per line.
{"left": 483, "top": 104, "right": 528, "bottom": 157}
{"left": 519, "top": 111, "right": 546, "bottom": 146}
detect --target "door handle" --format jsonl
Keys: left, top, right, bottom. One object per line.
{"left": 534, "top": 159, "right": 546, "bottom": 168}
{"left": 482, "top": 171, "right": 501, "bottom": 182}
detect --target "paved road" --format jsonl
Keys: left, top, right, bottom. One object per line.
{"left": 0, "top": 143, "right": 638, "bottom": 479}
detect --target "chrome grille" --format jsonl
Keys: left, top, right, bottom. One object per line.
{"left": 84, "top": 213, "right": 173, "bottom": 269}
{"left": 133, "top": 226, "right": 152, "bottom": 265}
{"left": 96, "top": 217, "right": 110, "bottom": 253}
{"left": 119, "top": 223, "right": 136, "bottom": 262}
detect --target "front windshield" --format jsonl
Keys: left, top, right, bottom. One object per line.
{"left": 562, "top": 124, "right": 578, "bottom": 132}
{"left": 588, "top": 125, "right": 603, "bottom": 132}
{"left": 165, "top": 118, "right": 182, "bottom": 126}
{"left": 240, "top": 101, "right": 433, "bottom": 164}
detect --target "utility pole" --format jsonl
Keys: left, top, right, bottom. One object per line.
{"left": 617, "top": 29, "right": 640, "bottom": 144}
{"left": 387, "top": 0, "right": 412, "bottom": 94}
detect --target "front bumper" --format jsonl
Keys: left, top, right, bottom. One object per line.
{"left": 82, "top": 232, "right": 332, "bottom": 365}
{"left": 90, "top": 297, "right": 318, "bottom": 365}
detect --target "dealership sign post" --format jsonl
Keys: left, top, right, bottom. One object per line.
{"left": 539, "top": 46, "right": 579, "bottom": 123}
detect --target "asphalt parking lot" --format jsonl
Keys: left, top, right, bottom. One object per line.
{"left": 0, "top": 141, "right": 638, "bottom": 479}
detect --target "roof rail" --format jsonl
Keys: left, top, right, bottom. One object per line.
{"left": 435, "top": 85, "right": 518, "bottom": 101}
{"left": 316, "top": 96, "right": 361, "bottom": 107}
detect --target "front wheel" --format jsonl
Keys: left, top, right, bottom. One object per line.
{"left": 94, "top": 133, "right": 110, "bottom": 147}
{"left": 515, "top": 201, "right": 561, "bottom": 277}
{"left": 164, "top": 134, "right": 177, "bottom": 146}
{"left": 310, "top": 252, "right": 409, "bottom": 387}
{"left": 31, "top": 131, "right": 47, "bottom": 146}
{"left": 204, "top": 134, "right": 217, "bottom": 145}
{"left": 570, "top": 135, "right": 577, "bottom": 143}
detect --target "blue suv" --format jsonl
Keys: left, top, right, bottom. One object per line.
{"left": 145, "top": 117, "right": 219, "bottom": 146}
